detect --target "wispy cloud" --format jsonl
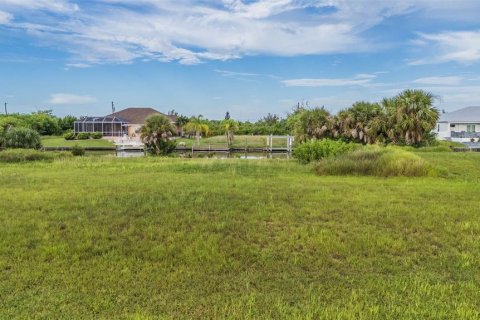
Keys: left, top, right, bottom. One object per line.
{"left": 412, "top": 76, "right": 463, "bottom": 86}
{"left": 282, "top": 74, "right": 376, "bottom": 87}
{"left": 215, "top": 69, "right": 259, "bottom": 77}
{"left": 48, "top": 93, "right": 96, "bottom": 105}
{"left": 0, "top": 10, "right": 12, "bottom": 24}
{"left": 410, "top": 30, "right": 480, "bottom": 65}
{"left": 3, "top": 0, "right": 476, "bottom": 66}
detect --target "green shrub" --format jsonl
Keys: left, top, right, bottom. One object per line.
{"left": 4, "top": 127, "right": 42, "bottom": 149}
{"left": 71, "top": 144, "right": 85, "bottom": 156}
{"left": 146, "top": 139, "right": 177, "bottom": 156}
{"left": 0, "top": 149, "right": 71, "bottom": 163}
{"left": 315, "top": 146, "right": 443, "bottom": 177}
{"left": 91, "top": 132, "right": 103, "bottom": 139}
{"left": 76, "top": 132, "right": 90, "bottom": 140}
{"left": 63, "top": 130, "right": 76, "bottom": 140}
{"left": 293, "top": 139, "right": 357, "bottom": 163}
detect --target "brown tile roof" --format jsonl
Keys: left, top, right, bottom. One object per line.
{"left": 108, "top": 108, "right": 176, "bottom": 124}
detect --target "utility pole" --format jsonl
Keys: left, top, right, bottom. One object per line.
{"left": 4, "top": 102, "right": 7, "bottom": 115}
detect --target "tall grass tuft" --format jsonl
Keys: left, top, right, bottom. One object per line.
{"left": 315, "top": 146, "right": 445, "bottom": 177}
{"left": 0, "top": 149, "right": 72, "bottom": 163}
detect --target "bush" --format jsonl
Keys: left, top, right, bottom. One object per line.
{"left": 4, "top": 127, "right": 42, "bottom": 149}
{"left": 146, "top": 139, "right": 177, "bottom": 156}
{"left": 77, "top": 132, "right": 90, "bottom": 140}
{"left": 91, "top": 132, "right": 103, "bottom": 139}
{"left": 71, "top": 144, "right": 85, "bottom": 156}
{"left": 293, "top": 139, "right": 357, "bottom": 163}
{"left": 315, "top": 146, "right": 443, "bottom": 177}
{"left": 0, "top": 149, "right": 71, "bottom": 163}
{"left": 63, "top": 130, "right": 76, "bottom": 140}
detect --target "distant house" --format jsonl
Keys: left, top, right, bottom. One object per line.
{"left": 74, "top": 107, "right": 178, "bottom": 139}
{"left": 436, "top": 106, "right": 480, "bottom": 142}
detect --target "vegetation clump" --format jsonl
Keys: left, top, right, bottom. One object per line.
{"left": 293, "top": 139, "right": 356, "bottom": 163}
{"left": 141, "top": 114, "right": 177, "bottom": 155}
{"left": 91, "top": 132, "right": 103, "bottom": 139}
{"left": 315, "top": 146, "right": 442, "bottom": 177}
{"left": 76, "top": 132, "right": 90, "bottom": 140}
{"left": 0, "top": 149, "right": 71, "bottom": 162}
{"left": 71, "top": 144, "right": 85, "bottom": 156}
{"left": 63, "top": 130, "right": 76, "bottom": 140}
{"left": 3, "top": 127, "right": 42, "bottom": 149}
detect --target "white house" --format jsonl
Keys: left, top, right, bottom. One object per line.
{"left": 436, "top": 106, "right": 480, "bottom": 142}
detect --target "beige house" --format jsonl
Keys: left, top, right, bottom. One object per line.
{"left": 109, "top": 107, "right": 178, "bottom": 139}
{"left": 74, "top": 107, "right": 178, "bottom": 140}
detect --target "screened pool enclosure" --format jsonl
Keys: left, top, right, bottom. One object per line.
{"left": 74, "top": 116, "right": 129, "bottom": 137}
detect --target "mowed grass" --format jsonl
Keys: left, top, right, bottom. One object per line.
{"left": 177, "top": 135, "right": 288, "bottom": 148}
{"left": 1, "top": 154, "right": 480, "bottom": 319}
{"left": 41, "top": 136, "right": 115, "bottom": 148}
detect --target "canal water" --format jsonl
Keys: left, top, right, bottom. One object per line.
{"left": 85, "top": 150, "right": 290, "bottom": 159}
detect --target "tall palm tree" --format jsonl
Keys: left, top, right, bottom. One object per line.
{"left": 221, "top": 118, "right": 239, "bottom": 146}
{"left": 390, "top": 90, "right": 439, "bottom": 145}
{"left": 184, "top": 116, "right": 210, "bottom": 145}
{"left": 140, "top": 114, "right": 176, "bottom": 154}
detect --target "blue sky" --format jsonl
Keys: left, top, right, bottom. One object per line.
{"left": 1, "top": 0, "right": 480, "bottom": 120}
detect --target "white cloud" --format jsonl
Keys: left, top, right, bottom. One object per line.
{"left": 0, "top": 10, "right": 12, "bottom": 24}
{"left": 1, "top": 1, "right": 480, "bottom": 66}
{"left": 48, "top": 93, "right": 96, "bottom": 105}
{"left": 282, "top": 74, "right": 376, "bottom": 87}
{"left": 412, "top": 76, "right": 463, "bottom": 86}
{"left": 410, "top": 30, "right": 480, "bottom": 65}
{"left": 215, "top": 69, "right": 259, "bottom": 77}
{"left": 0, "top": 0, "right": 78, "bottom": 13}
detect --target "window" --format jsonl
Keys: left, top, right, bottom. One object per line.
{"left": 467, "top": 124, "right": 476, "bottom": 133}
{"left": 450, "top": 124, "right": 455, "bottom": 128}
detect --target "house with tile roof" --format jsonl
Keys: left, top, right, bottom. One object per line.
{"left": 74, "top": 107, "right": 179, "bottom": 139}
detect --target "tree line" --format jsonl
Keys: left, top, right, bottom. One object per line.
{"left": 142, "top": 89, "right": 440, "bottom": 154}
{"left": 177, "top": 89, "right": 439, "bottom": 146}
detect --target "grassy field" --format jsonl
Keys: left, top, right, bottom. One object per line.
{"left": 177, "top": 135, "right": 289, "bottom": 148}
{"left": 41, "top": 136, "right": 115, "bottom": 148}
{"left": 1, "top": 153, "right": 480, "bottom": 318}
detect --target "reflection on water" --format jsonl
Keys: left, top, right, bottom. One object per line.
{"left": 83, "top": 150, "right": 290, "bottom": 159}
{"left": 116, "top": 150, "right": 145, "bottom": 158}
{"left": 180, "top": 151, "right": 290, "bottom": 159}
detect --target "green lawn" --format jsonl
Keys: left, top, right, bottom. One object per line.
{"left": 41, "top": 136, "right": 115, "bottom": 148}
{"left": 1, "top": 153, "right": 480, "bottom": 318}
{"left": 177, "top": 135, "right": 290, "bottom": 148}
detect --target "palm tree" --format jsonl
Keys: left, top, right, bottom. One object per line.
{"left": 175, "top": 115, "right": 189, "bottom": 137}
{"left": 184, "top": 116, "right": 210, "bottom": 145}
{"left": 293, "top": 107, "right": 334, "bottom": 142}
{"left": 221, "top": 118, "right": 239, "bottom": 146}
{"left": 140, "top": 114, "right": 176, "bottom": 155}
{"left": 336, "top": 102, "right": 383, "bottom": 144}
{"left": 389, "top": 90, "right": 439, "bottom": 145}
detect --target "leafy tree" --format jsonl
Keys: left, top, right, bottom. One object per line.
{"left": 140, "top": 115, "right": 177, "bottom": 155}
{"left": 221, "top": 118, "right": 239, "bottom": 146}
{"left": 59, "top": 115, "right": 77, "bottom": 132}
{"left": 26, "top": 111, "right": 60, "bottom": 135}
{"left": 184, "top": 116, "right": 210, "bottom": 145}
{"left": 225, "top": 111, "right": 230, "bottom": 120}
